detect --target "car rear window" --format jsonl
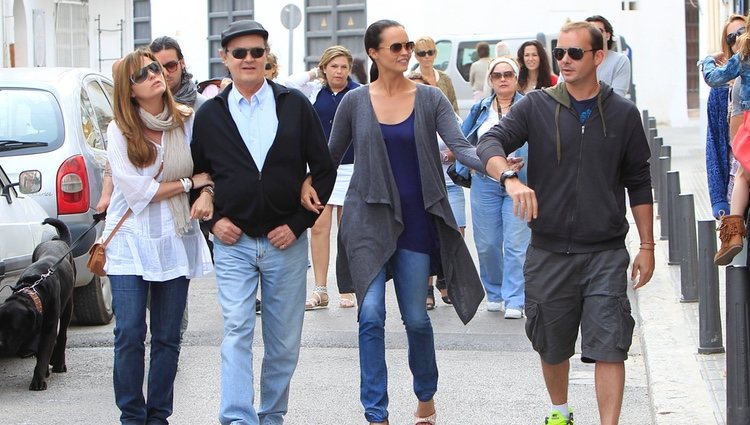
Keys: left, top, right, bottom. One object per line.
{"left": 0, "top": 89, "right": 64, "bottom": 156}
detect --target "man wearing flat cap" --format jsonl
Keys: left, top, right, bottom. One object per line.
{"left": 191, "top": 19, "right": 336, "bottom": 425}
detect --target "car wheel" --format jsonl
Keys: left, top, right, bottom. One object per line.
{"left": 73, "top": 274, "right": 113, "bottom": 325}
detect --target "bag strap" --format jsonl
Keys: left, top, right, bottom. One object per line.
{"left": 101, "top": 209, "right": 131, "bottom": 248}
{"left": 101, "top": 162, "right": 165, "bottom": 249}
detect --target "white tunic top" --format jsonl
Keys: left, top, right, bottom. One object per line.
{"left": 103, "top": 116, "right": 213, "bottom": 281}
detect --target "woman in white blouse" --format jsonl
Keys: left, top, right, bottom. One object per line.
{"left": 105, "top": 49, "right": 214, "bottom": 424}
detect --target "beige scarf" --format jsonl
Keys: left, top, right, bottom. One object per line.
{"left": 139, "top": 105, "right": 193, "bottom": 236}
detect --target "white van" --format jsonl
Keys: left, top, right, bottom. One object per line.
{"left": 422, "top": 32, "right": 633, "bottom": 117}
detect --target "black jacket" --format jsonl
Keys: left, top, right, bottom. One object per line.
{"left": 477, "top": 83, "right": 652, "bottom": 253}
{"left": 192, "top": 80, "right": 336, "bottom": 238}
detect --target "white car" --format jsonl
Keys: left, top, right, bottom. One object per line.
{"left": 0, "top": 68, "right": 113, "bottom": 325}
{"left": 0, "top": 165, "right": 55, "bottom": 296}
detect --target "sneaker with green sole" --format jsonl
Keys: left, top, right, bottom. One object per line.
{"left": 544, "top": 408, "right": 574, "bottom": 425}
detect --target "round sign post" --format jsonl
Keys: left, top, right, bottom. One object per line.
{"left": 281, "top": 4, "right": 302, "bottom": 75}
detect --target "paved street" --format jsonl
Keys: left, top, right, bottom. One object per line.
{"left": 0, "top": 193, "right": 655, "bottom": 424}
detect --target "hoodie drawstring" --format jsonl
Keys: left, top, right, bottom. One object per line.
{"left": 555, "top": 103, "right": 561, "bottom": 164}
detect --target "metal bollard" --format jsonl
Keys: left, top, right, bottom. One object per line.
{"left": 655, "top": 145, "right": 671, "bottom": 203}
{"left": 648, "top": 128, "right": 657, "bottom": 186}
{"left": 697, "top": 220, "right": 725, "bottom": 354}
{"left": 649, "top": 128, "right": 658, "bottom": 158}
{"left": 667, "top": 171, "right": 681, "bottom": 264}
{"left": 679, "top": 194, "right": 698, "bottom": 302}
{"left": 726, "top": 266, "right": 750, "bottom": 424}
{"left": 642, "top": 110, "right": 649, "bottom": 134}
{"left": 648, "top": 116, "right": 656, "bottom": 131}
{"left": 658, "top": 156, "right": 670, "bottom": 237}
{"left": 654, "top": 137, "right": 663, "bottom": 160}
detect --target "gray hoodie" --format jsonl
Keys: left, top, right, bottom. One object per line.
{"left": 476, "top": 82, "right": 652, "bottom": 253}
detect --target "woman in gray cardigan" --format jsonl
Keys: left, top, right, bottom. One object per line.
{"left": 304, "top": 20, "right": 485, "bottom": 425}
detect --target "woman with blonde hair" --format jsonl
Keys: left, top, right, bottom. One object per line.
{"left": 106, "top": 48, "right": 214, "bottom": 424}
{"left": 409, "top": 35, "right": 459, "bottom": 113}
{"left": 702, "top": 14, "right": 746, "bottom": 221}
{"left": 284, "top": 45, "right": 360, "bottom": 310}
{"left": 701, "top": 14, "right": 749, "bottom": 264}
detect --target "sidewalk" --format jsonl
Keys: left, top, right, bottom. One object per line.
{"left": 635, "top": 123, "right": 727, "bottom": 424}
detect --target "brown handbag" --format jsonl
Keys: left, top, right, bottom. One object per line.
{"left": 87, "top": 209, "right": 132, "bottom": 276}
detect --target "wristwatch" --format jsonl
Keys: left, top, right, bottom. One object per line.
{"left": 500, "top": 169, "right": 519, "bottom": 186}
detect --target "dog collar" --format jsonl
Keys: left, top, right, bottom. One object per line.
{"left": 18, "top": 288, "right": 43, "bottom": 314}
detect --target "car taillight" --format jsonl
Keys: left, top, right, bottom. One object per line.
{"left": 57, "top": 155, "right": 90, "bottom": 215}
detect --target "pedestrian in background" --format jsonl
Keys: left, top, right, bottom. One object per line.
{"left": 265, "top": 52, "right": 280, "bottom": 81}
{"left": 469, "top": 41, "right": 491, "bottom": 101}
{"left": 585, "top": 15, "right": 631, "bottom": 97}
{"left": 701, "top": 16, "right": 750, "bottom": 265}
{"left": 462, "top": 57, "right": 530, "bottom": 319}
{"left": 106, "top": 48, "right": 214, "bottom": 424}
{"left": 150, "top": 36, "right": 207, "bottom": 111}
{"left": 191, "top": 20, "right": 336, "bottom": 425}
{"left": 700, "top": 15, "right": 744, "bottom": 218}
{"left": 478, "top": 21, "right": 654, "bottom": 425}
{"left": 409, "top": 35, "right": 460, "bottom": 113}
{"left": 516, "top": 40, "right": 558, "bottom": 93}
{"left": 408, "top": 71, "right": 466, "bottom": 308}
{"left": 283, "top": 45, "right": 360, "bottom": 310}
{"left": 319, "top": 19, "right": 485, "bottom": 425}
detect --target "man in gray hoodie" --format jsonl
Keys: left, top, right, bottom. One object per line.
{"left": 477, "top": 21, "right": 654, "bottom": 425}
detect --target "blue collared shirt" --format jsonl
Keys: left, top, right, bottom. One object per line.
{"left": 227, "top": 80, "right": 278, "bottom": 170}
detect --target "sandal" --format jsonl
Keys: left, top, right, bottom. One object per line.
{"left": 339, "top": 293, "right": 356, "bottom": 308}
{"left": 414, "top": 412, "right": 436, "bottom": 425}
{"left": 435, "top": 278, "right": 452, "bottom": 305}
{"left": 305, "top": 286, "right": 329, "bottom": 310}
{"left": 426, "top": 285, "right": 435, "bottom": 310}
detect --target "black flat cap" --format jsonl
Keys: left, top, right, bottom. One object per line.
{"left": 221, "top": 20, "right": 268, "bottom": 47}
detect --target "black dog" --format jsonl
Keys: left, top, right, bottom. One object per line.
{"left": 0, "top": 218, "right": 75, "bottom": 390}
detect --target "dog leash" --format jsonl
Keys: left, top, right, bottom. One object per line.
{"left": 11, "top": 212, "right": 107, "bottom": 292}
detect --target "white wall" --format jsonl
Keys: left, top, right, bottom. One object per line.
{"left": 87, "top": 0, "right": 129, "bottom": 75}
{"left": 149, "top": 0, "right": 208, "bottom": 79}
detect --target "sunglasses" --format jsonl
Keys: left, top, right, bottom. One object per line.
{"left": 727, "top": 27, "right": 746, "bottom": 47}
{"left": 380, "top": 41, "right": 415, "bottom": 54}
{"left": 552, "top": 47, "right": 595, "bottom": 61}
{"left": 490, "top": 71, "right": 516, "bottom": 81}
{"left": 415, "top": 49, "right": 435, "bottom": 58}
{"left": 265, "top": 63, "right": 274, "bottom": 70}
{"left": 130, "top": 61, "right": 162, "bottom": 85}
{"left": 228, "top": 47, "right": 267, "bottom": 60}
{"left": 162, "top": 60, "right": 179, "bottom": 72}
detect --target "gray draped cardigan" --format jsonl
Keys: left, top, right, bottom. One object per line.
{"left": 328, "top": 84, "right": 485, "bottom": 324}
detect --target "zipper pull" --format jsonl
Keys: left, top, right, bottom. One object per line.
{"left": 581, "top": 125, "right": 585, "bottom": 135}
{"left": 258, "top": 171, "right": 262, "bottom": 181}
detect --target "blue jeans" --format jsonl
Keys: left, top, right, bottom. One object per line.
{"left": 359, "top": 249, "right": 438, "bottom": 423}
{"left": 214, "top": 232, "right": 308, "bottom": 425}
{"left": 445, "top": 183, "right": 466, "bottom": 228}
{"left": 470, "top": 172, "right": 531, "bottom": 309}
{"left": 110, "top": 275, "right": 189, "bottom": 425}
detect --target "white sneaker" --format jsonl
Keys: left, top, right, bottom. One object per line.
{"left": 504, "top": 307, "right": 523, "bottom": 319}
{"left": 486, "top": 301, "right": 504, "bottom": 312}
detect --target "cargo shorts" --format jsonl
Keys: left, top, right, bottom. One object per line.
{"left": 523, "top": 245, "right": 635, "bottom": 365}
